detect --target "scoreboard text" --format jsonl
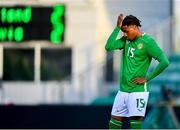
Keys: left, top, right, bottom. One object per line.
{"left": 0, "top": 4, "right": 65, "bottom": 44}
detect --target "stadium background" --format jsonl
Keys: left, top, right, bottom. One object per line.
{"left": 0, "top": 0, "right": 180, "bottom": 129}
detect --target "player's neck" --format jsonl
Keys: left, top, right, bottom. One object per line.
{"left": 136, "top": 30, "right": 142, "bottom": 39}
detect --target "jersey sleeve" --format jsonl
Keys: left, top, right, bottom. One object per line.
{"left": 146, "top": 38, "right": 164, "bottom": 60}
{"left": 146, "top": 38, "right": 170, "bottom": 82}
{"left": 105, "top": 26, "right": 126, "bottom": 51}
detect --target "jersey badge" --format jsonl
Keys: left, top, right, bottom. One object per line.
{"left": 137, "top": 43, "right": 143, "bottom": 50}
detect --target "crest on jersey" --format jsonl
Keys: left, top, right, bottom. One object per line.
{"left": 137, "top": 43, "right": 143, "bottom": 50}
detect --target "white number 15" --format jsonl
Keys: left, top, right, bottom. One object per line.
{"left": 128, "top": 47, "right": 135, "bottom": 57}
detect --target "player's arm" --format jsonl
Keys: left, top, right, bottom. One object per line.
{"left": 133, "top": 40, "right": 169, "bottom": 84}
{"left": 105, "top": 28, "right": 126, "bottom": 51}
{"left": 146, "top": 39, "right": 170, "bottom": 82}
{"left": 146, "top": 53, "right": 169, "bottom": 82}
{"left": 105, "top": 14, "right": 126, "bottom": 51}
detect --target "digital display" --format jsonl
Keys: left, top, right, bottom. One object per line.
{"left": 0, "top": 4, "right": 65, "bottom": 44}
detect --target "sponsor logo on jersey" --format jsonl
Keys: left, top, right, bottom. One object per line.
{"left": 137, "top": 43, "right": 143, "bottom": 50}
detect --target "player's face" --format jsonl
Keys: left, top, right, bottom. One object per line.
{"left": 122, "top": 25, "right": 138, "bottom": 40}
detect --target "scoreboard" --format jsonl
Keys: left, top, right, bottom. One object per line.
{"left": 0, "top": 4, "right": 65, "bottom": 44}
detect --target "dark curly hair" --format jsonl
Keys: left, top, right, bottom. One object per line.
{"left": 122, "top": 15, "right": 141, "bottom": 28}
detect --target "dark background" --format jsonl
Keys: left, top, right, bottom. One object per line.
{"left": 0, "top": 105, "right": 156, "bottom": 129}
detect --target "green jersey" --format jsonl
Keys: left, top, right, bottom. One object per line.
{"left": 105, "top": 27, "right": 169, "bottom": 92}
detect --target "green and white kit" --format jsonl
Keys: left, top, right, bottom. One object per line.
{"left": 105, "top": 26, "right": 169, "bottom": 117}
{"left": 111, "top": 91, "right": 149, "bottom": 117}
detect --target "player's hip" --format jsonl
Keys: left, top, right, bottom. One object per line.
{"left": 119, "top": 82, "right": 149, "bottom": 92}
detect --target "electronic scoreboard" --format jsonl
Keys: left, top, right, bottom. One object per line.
{"left": 0, "top": 4, "right": 65, "bottom": 44}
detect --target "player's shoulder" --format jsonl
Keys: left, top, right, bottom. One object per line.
{"left": 141, "top": 33, "right": 154, "bottom": 41}
{"left": 140, "top": 33, "right": 156, "bottom": 45}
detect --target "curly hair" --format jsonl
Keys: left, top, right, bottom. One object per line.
{"left": 122, "top": 15, "right": 141, "bottom": 28}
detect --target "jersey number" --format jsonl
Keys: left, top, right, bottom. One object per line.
{"left": 136, "top": 98, "right": 146, "bottom": 111}
{"left": 127, "top": 47, "right": 135, "bottom": 57}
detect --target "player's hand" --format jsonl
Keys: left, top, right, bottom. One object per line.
{"left": 132, "top": 77, "right": 146, "bottom": 84}
{"left": 117, "top": 14, "right": 123, "bottom": 28}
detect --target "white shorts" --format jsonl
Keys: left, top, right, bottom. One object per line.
{"left": 111, "top": 91, "right": 149, "bottom": 117}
